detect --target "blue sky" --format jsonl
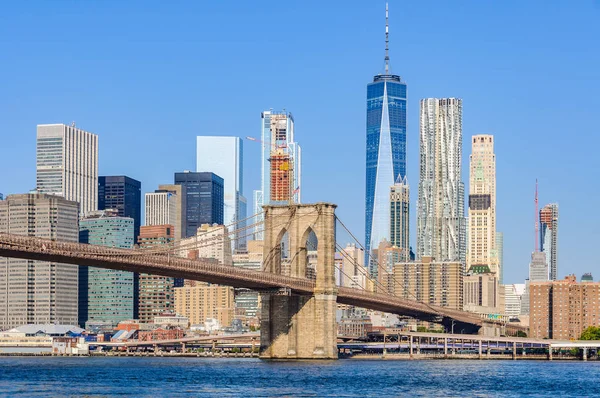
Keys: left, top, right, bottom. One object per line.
{"left": 1, "top": 1, "right": 599, "bottom": 284}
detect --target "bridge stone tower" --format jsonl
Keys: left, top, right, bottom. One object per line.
{"left": 260, "top": 203, "right": 338, "bottom": 359}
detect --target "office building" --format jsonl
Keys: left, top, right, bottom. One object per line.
{"left": 174, "top": 171, "right": 224, "bottom": 238}
{"left": 137, "top": 225, "right": 175, "bottom": 323}
{"left": 504, "top": 284, "right": 525, "bottom": 317}
{"left": 336, "top": 244, "right": 368, "bottom": 290}
{"left": 0, "top": 194, "right": 79, "bottom": 329}
{"left": 253, "top": 111, "right": 302, "bottom": 240}
{"left": 416, "top": 98, "right": 465, "bottom": 264}
{"left": 376, "top": 241, "right": 404, "bottom": 294}
{"left": 36, "top": 123, "right": 98, "bottom": 216}
{"left": 463, "top": 273, "right": 503, "bottom": 315}
{"left": 529, "top": 251, "right": 549, "bottom": 282}
{"left": 390, "top": 176, "right": 410, "bottom": 262}
{"left": 582, "top": 273, "right": 594, "bottom": 283}
{"left": 156, "top": 184, "right": 186, "bottom": 242}
{"left": 196, "top": 136, "right": 247, "bottom": 250}
{"left": 98, "top": 176, "right": 141, "bottom": 243}
{"left": 174, "top": 284, "right": 235, "bottom": 328}
{"left": 393, "top": 256, "right": 463, "bottom": 310}
{"left": 365, "top": 4, "right": 407, "bottom": 273}
{"left": 232, "top": 240, "right": 263, "bottom": 326}
{"left": 540, "top": 203, "right": 559, "bottom": 280}
{"left": 178, "top": 224, "right": 232, "bottom": 266}
{"left": 79, "top": 210, "right": 135, "bottom": 327}
{"left": 145, "top": 189, "right": 183, "bottom": 240}
{"left": 530, "top": 275, "right": 600, "bottom": 340}
{"left": 467, "top": 135, "right": 498, "bottom": 275}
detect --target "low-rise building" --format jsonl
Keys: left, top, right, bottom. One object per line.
{"left": 174, "top": 284, "right": 235, "bottom": 328}
{"left": 137, "top": 328, "right": 185, "bottom": 341}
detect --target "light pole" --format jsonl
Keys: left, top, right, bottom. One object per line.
{"left": 451, "top": 320, "right": 456, "bottom": 335}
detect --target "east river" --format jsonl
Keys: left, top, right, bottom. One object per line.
{"left": 0, "top": 357, "right": 599, "bottom": 396}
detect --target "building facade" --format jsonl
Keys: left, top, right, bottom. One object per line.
{"left": 393, "top": 257, "right": 463, "bottom": 310}
{"left": 496, "top": 232, "right": 504, "bottom": 284}
{"left": 467, "top": 135, "right": 498, "bottom": 275}
{"left": 530, "top": 275, "right": 600, "bottom": 340}
{"left": 174, "top": 284, "right": 235, "bottom": 328}
{"left": 416, "top": 98, "right": 465, "bottom": 264}
{"left": 174, "top": 171, "right": 224, "bottom": 238}
{"left": 0, "top": 194, "right": 79, "bottom": 329}
{"left": 98, "top": 176, "right": 141, "bottom": 243}
{"left": 156, "top": 184, "right": 186, "bottom": 242}
{"left": 178, "top": 224, "right": 232, "bottom": 266}
{"left": 145, "top": 190, "right": 181, "bottom": 239}
{"left": 137, "top": 225, "right": 175, "bottom": 323}
{"left": 540, "top": 203, "right": 558, "bottom": 281}
{"left": 503, "top": 283, "right": 525, "bottom": 317}
{"left": 36, "top": 123, "right": 98, "bottom": 216}
{"left": 463, "top": 273, "right": 502, "bottom": 315}
{"left": 196, "top": 136, "right": 247, "bottom": 250}
{"left": 254, "top": 111, "right": 302, "bottom": 240}
{"left": 390, "top": 176, "right": 410, "bottom": 262}
{"left": 79, "top": 211, "right": 135, "bottom": 327}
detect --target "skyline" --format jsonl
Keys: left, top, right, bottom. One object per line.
{"left": 1, "top": 1, "right": 599, "bottom": 284}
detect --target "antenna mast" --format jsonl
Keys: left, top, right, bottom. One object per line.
{"left": 385, "top": 2, "right": 390, "bottom": 74}
{"left": 534, "top": 179, "right": 539, "bottom": 252}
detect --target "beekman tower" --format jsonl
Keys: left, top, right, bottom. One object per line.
{"left": 365, "top": 3, "right": 407, "bottom": 274}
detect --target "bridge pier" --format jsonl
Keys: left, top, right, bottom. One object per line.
{"left": 260, "top": 204, "right": 338, "bottom": 360}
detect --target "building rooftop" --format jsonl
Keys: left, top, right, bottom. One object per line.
{"left": 5, "top": 324, "right": 84, "bottom": 336}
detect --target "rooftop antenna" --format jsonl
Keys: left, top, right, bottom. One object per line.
{"left": 384, "top": 2, "right": 390, "bottom": 74}
{"left": 534, "top": 179, "right": 539, "bottom": 252}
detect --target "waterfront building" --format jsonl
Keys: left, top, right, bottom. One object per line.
{"left": 393, "top": 256, "right": 463, "bottom": 310}
{"left": 467, "top": 135, "right": 498, "bottom": 275}
{"left": 174, "top": 283, "right": 235, "bottom": 328}
{"left": 178, "top": 224, "right": 232, "bottom": 266}
{"left": 365, "top": 4, "right": 407, "bottom": 273}
{"left": 145, "top": 189, "right": 182, "bottom": 240}
{"left": 137, "top": 225, "right": 175, "bottom": 323}
{"left": 174, "top": 171, "right": 224, "bottom": 238}
{"left": 98, "top": 176, "right": 141, "bottom": 243}
{"left": 156, "top": 184, "right": 186, "bottom": 242}
{"left": 196, "top": 136, "right": 247, "bottom": 250}
{"left": 0, "top": 194, "right": 79, "bottom": 329}
{"left": 253, "top": 111, "right": 302, "bottom": 240}
{"left": 79, "top": 210, "right": 135, "bottom": 327}
{"left": 503, "top": 284, "right": 526, "bottom": 318}
{"left": 530, "top": 275, "right": 600, "bottom": 340}
{"left": 416, "top": 98, "right": 465, "bottom": 264}
{"left": 36, "top": 123, "right": 98, "bottom": 216}
{"left": 463, "top": 273, "right": 503, "bottom": 316}
{"left": 389, "top": 176, "right": 410, "bottom": 262}
{"left": 540, "top": 203, "right": 559, "bottom": 281}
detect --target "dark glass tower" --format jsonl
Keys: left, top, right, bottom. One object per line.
{"left": 365, "top": 3, "right": 407, "bottom": 275}
{"left": 174, "top": 171, "right": 225, "bottom": 238}
{"left": 98, "top": 176, "right": 141, "bottom": 242}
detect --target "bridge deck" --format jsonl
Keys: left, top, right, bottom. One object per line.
{"left": 0, "top": 233, "right": 497, "bottom": 328}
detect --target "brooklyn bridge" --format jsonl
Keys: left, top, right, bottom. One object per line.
{"left": 0, "top": 202, "right": 522, "bottom": 359}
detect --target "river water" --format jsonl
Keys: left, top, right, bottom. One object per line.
{"left": 0, "top": 357, "right": 598, "bottom": 397}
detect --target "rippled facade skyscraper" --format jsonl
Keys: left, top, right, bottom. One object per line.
{"left": 365, "top": 3, "right": 407, "bottom": 275}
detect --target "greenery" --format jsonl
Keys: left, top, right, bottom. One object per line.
{"left": 516, "top": 331, "right": 527, "bottom": 338}
{"left": 580, "top": 326, "right": 600, "bottom": 340}
{"left": 416, "top": 326, "right": 444, "bottom": 333}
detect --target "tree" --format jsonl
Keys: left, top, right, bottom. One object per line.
{"left": 580, "top": 326, "right": 600, "bottom": 340}
{"left": 516, "top": 331, "right": 527, "bottom": 338}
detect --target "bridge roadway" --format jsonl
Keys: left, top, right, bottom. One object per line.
{"left": 0, "top": 233, "right": 491, "bottom": 328}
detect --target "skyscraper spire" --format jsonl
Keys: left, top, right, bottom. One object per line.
{"left": 385, "top": 2, "right": 390, "bottom": 74}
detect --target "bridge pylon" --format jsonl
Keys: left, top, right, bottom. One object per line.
{"left": 260, "top": 203, "right": 338, "bottom": 359}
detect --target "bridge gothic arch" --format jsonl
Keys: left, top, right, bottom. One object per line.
{"left": 260, "top": 203, "right": 338, "bottom": 359}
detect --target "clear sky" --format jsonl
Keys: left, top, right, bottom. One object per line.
{"left": 1, "top": 1, "right": 599, "bottom": 284}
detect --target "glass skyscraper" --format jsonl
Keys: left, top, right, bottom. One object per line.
{"left": 196, "top": 136, "right": 247, "bottom": 251}
{"left": 79, "top": 210, "right": 135, "bottom": 327}
{"left": 98, "top": 175, "right": 141, "bottom": 243}
{"left": 365, "top": 69, "right": 407, "bottom": 273}
{"left": 174, "top": 171, "right": 224, "bottom": 238}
